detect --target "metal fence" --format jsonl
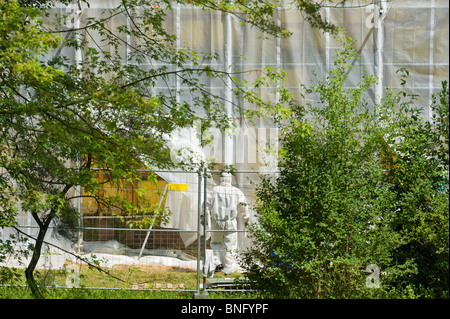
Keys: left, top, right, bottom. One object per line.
{"left": 0, "top": 169, "right": 274, "bottom": 295}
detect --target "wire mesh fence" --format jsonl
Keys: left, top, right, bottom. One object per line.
{"left": 0, "top": 169, "right": 275, "bottom": 294}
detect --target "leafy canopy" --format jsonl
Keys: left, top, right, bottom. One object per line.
{"left": 1, "top": 0, "right": 340, "bottom": 298}
{"left": 240, "top": 35, "right": 449, "bottom": 299}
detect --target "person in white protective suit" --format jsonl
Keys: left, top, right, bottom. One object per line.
{"left": 206, "top": 173, "right": 249, "bottom": 275}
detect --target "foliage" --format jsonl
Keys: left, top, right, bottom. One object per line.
{"left": 178, "top": 0, "right": 344, "bottom": 37}
{"left": 240, "top": 36, "right": 449, "bottom": 299}
{"left": 0, "top": 0, "right": 256, "bottom": 297}
{"left": 0, "top": 266, "right": 261, "bottom": 299}
{"left": 379, "top": 76, "right": 449, "bottom": 298}
{"left": 1, "top": 0, "right": 346, "bottom": 299}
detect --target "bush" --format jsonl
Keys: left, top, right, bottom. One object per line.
{"left": 240, "top": 36, "right": 449, "bottom": 299}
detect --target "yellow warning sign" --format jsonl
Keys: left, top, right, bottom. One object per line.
{"left": 168, "top": 183, "right": 188, "bottom": 191}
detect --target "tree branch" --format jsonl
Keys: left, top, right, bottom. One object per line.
{"left": 12, "top": 226, "right": 128, "bottom": 284}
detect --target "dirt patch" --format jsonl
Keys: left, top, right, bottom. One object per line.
{"left": 131, "top": 282, "right": 186, "bottom": 289}
{"left": 63, "top": 259, "right": 195, "bottom": 273}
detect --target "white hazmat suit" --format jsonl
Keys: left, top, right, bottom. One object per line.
{"left": 207, "top": 173, "right": 249, "bottom": 275}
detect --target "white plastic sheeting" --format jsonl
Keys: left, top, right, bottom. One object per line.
{"left": 6, "top": 0, "right": 449, "bottom": 269}
{"left": 154, "top": 0, "right": 449, "bottom": 247}
{"left": 156, "top": 170, "right": 203, "bottom": 247}
{"left": 0, "top": 238, "right": 197, "bottom": 270}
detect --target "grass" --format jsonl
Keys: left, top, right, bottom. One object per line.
{"left": 0, "top": 286, "right": 260, "bottom": 299}
{"left": 0, "top": 266, "right": 261, "bottom": 299}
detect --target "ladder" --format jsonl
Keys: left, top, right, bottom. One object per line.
{"left": 138, "top": 182, "right": 188, "bottom": 258}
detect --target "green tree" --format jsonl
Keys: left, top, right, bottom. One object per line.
{"left": 0, "top": 0, "right": 177, "bottom": 298}
{"left": 0, "top": 0, "right": 241, "bottom": 298}
{"left": 1, "top": 0, "right": 345, "bottom": 299}
{"left": 240, "top": 36, "right": 449, "bottom": 298}
{"left": 379, "top": 74, "right": 449, "bottom": 298}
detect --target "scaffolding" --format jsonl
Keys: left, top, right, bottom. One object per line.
{"left": 1, "top": 0, "right": 448, "bottom": 295}
{"left": 1, "top": 169, "right": 270, "bottom": 294}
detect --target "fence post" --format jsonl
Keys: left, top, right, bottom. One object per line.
{"left": 196, "top": 168, "right": 202, "bottom": 295}
{"left": 203, "top": 167, "right": 208, "bottom": 292}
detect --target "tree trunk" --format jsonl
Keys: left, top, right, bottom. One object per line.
{"left": 24, "top": 185, "right": 73, "bottom": 299}
{"left": 25, "top": 218, "right": 51, "bottom": 299}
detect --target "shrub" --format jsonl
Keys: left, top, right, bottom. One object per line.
{"left": 240, "top": 36, "right": 449, "bottom": 299}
